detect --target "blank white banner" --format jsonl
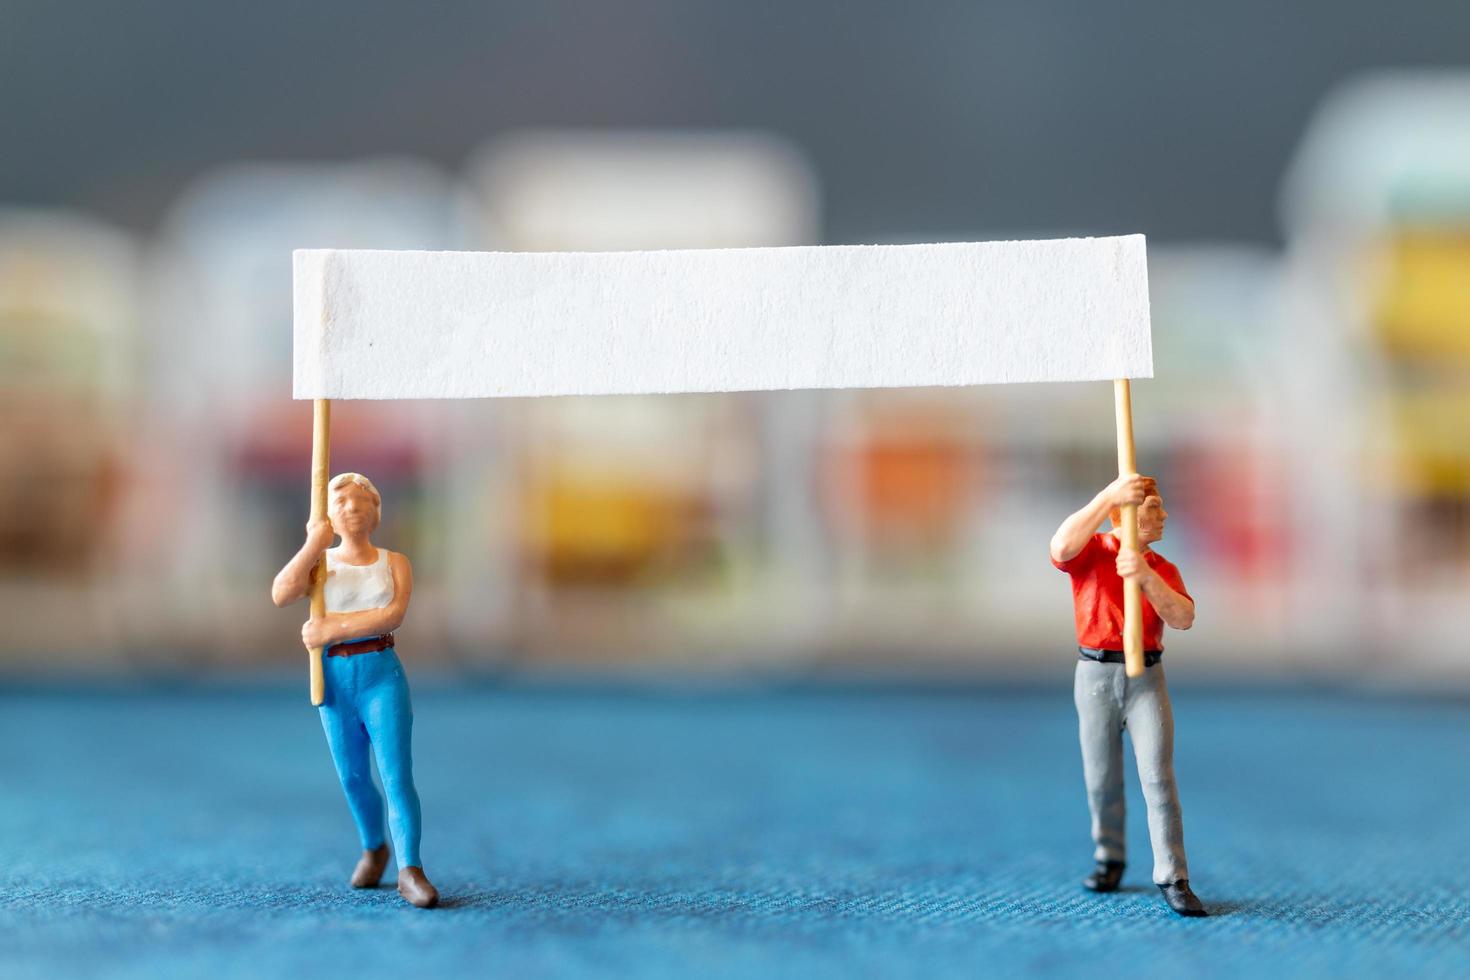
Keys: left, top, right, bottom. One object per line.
{"left": 293, "top": 236, "right": 1151, "bottom": 400}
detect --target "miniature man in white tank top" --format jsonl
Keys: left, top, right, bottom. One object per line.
{"left": 271, "top": 472, "right": 439, "bottom": 908}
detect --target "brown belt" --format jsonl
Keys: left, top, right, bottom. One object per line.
{"left": 327, "top": 633, "right": 395, "bottom": 658}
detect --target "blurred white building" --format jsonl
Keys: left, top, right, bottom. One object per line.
{"left": 456, "top": 130, "right": 823, "bottom": 663}
{"left": 1280, "top": 71, "right": 1470, "bottom": 676}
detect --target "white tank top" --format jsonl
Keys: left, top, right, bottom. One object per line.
{"left": 324, "top": 547, "right": 395, "bottom": 613}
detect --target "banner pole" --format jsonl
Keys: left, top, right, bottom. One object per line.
{"left": 1113, "top": 380, "right": 1145, "bottom": 679}
{"left": 307, "top": 399, "right": 330, "bottom": 705}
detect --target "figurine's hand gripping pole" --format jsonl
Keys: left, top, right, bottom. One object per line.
{"left": 1113, "top": 380, "right": 1145, "bottom": 678}
{"left": 306, "top": 399, "right": 330, "bottom": 705}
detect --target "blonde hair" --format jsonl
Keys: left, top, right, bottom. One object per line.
{"left": 328, "top": 472, "right": 382, "bottom": 523}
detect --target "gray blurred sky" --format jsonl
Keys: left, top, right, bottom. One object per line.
{"left": 4, "top": 0, "right": 1468, "bottom": 244}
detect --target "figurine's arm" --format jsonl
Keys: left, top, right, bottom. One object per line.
{"left": 1116, "top": 551, "right": 1195, "bottom": 630}
{"left": 271, "top": 520, "right": 335, "bottom": 607}
{"left": 302, "top": 552, "right": 413, "bottom": 648}
{"left": 1142, "top": 573, "right": 1195, "bottom": 630}
{"left": 1049, "top": 474, "right": 1154, "bottom": 563}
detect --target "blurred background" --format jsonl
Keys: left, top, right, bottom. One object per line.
{"left": 3, "top": 1, "right": 1469, "bottom": 685}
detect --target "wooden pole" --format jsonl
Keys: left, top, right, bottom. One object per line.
{"left": 307, "top": 398, "right": 331, "bottom": 705}
{"left": 1113, "top": 379, "right": 1145, "bottom": 679}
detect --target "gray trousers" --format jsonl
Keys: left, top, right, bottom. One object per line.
{"left": 1074, "top": 659, "right": 1189, "bottom": 884}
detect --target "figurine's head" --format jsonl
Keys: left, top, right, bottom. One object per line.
{"left": 1111, "top": 486, "right": 1167, "bottom": 545}
{"left": 327, "top": 472, "right": 382, "bottom": 537}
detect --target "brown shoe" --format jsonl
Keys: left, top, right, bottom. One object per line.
{"left": 397, "top": 866, "right": 439, "bottom": 908}
{"left": 350, "top": 844, "right": 391, "bottom": 888}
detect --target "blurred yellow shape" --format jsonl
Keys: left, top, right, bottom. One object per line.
{"left": 1386, "top": 388, "right": 1470, "bottom": 495}
{"left": 523, "top": 469, "right": 692, "bottom": 586}
{"left": 1374, "top": 230, "right": 1470, "bottom": 360}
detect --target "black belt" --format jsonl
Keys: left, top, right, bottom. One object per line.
{"left": 1078, "top": 646, "right": 1162, "bottom": 667}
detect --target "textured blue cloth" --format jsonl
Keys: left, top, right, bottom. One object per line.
{"left": 317, "top": 646, "right": 421, "bottom": 869}
{"left": 2, "top": 681, "right": 1469, "bottom": 979}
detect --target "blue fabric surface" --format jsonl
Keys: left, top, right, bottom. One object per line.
{"left": 2, "top": 682, "right": 1469, "bottom": 978}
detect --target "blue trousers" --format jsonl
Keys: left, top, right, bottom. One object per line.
{"left": 317, "top": 646, "right": 422, "bottom": 870}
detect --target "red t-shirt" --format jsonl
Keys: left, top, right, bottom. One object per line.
{"left": 1052, "top": 532, "right": 1191, "bottom": 651}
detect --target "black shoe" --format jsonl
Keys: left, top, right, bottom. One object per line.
{"left": 1158, "top": 879, "right": 1207, "bottom": 917}
{"left": 1083, "top": 860, "right": 1125, "bottom": 893}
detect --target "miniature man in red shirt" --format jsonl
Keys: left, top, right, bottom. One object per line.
{"left": 1050, "top": 473, "right": 1206, "bottom": 917}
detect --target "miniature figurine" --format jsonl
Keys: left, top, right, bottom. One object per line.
{"left": 271, "top": 472, "right": 439, "bottom": 909}
{"left": 1049, "top": 473, "right": 1206, "bottom": 917}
